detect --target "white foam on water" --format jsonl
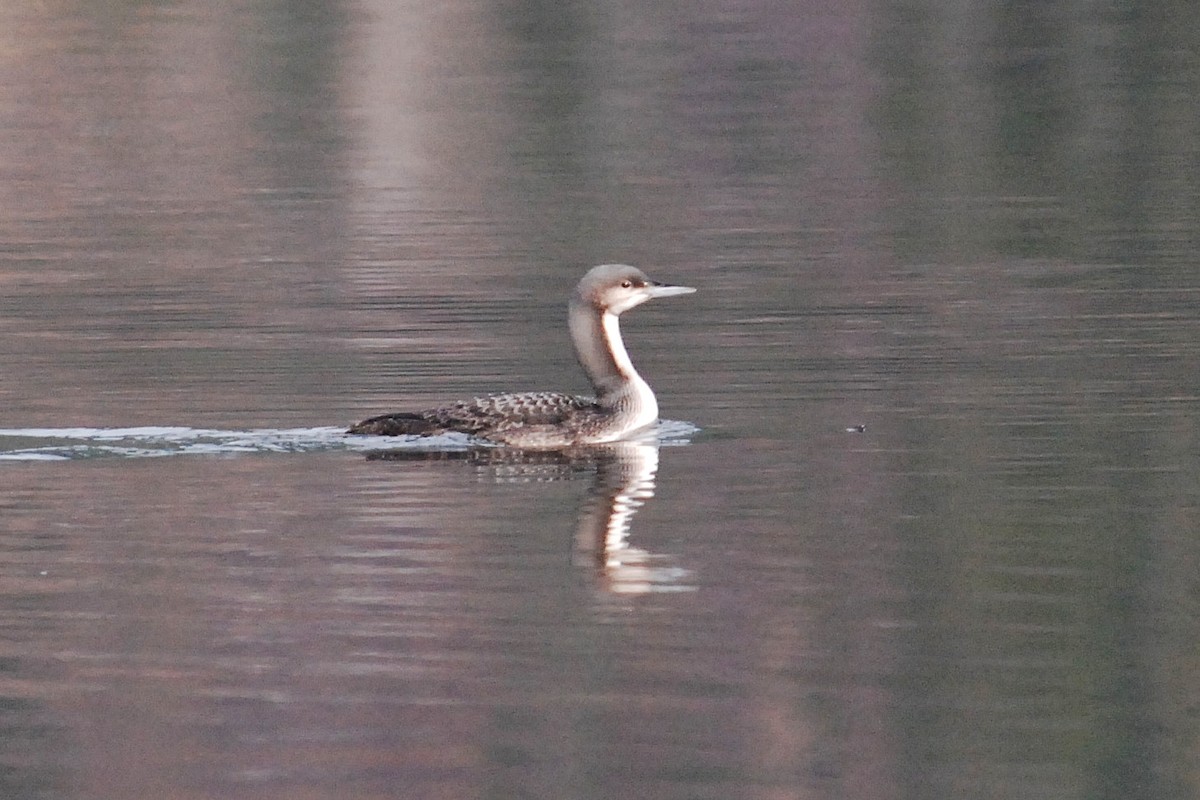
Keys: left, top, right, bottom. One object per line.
{"left": 0, "top": 420, "right": 698, "bottom": 461}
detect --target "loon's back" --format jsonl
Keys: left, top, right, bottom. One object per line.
{"left": 349, "top": 391, "right": 602, "bottom": 446}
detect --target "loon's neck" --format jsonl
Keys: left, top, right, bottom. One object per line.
{"left": 568, "top": 301, "right": 656, "bottom": 414}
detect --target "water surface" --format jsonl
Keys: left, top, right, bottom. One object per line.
{"left": 1, "top": 2, "right": 1198, "bottom": 799}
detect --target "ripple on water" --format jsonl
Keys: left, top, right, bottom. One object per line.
{"left": 0, "top": 421, "right": 699, "bottom": 460}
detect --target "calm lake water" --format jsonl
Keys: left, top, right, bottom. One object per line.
{"left": 2, "top": 2, "right": 1199, "bottom": 799}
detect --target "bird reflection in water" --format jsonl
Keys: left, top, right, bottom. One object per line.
{"left": 366, "top": 441, "right": 692, "bottom": 595}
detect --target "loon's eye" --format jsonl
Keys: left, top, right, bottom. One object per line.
{"left": 620, "top": 280, "right": 632, "bottom": 289}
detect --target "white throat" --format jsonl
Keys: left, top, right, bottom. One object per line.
{"left": 569, "top": 305, "right": 659, "bottom": 431}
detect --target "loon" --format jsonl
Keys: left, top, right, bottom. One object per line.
{"left": 348, "top": 264, "right": 696, "bottom": 448}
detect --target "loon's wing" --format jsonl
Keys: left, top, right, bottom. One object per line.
{"left": 347, "top": 392, "right": 596, "bottom": 437}
{"left": 435, "top": 392, "right": 595, "bottom": 432}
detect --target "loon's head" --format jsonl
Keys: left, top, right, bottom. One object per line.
{"left": 572, "top": 264, "right": 696, "bottom": 316}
